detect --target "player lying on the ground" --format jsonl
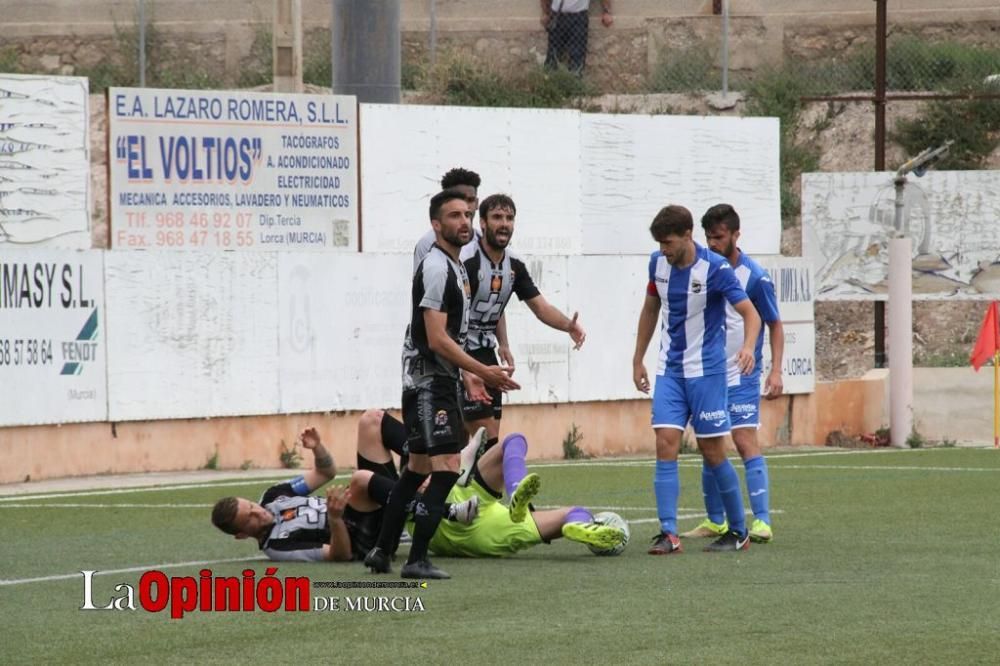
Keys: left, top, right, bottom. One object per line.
{"left": 209, "top": 415, "right": 479, "bottom": 562}
{"left": 210, "top": 410, "right": 626, "bottom": 567}
{"left": 404, "top": 427, "right": 627, "bottom": 560}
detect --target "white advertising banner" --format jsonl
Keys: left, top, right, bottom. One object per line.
{"left": 0, "top": 74, "right": 91, "bottom": 249}
{"left": 360, "top": 104, "right": 582, "bottom": 255}
{"left": 105, "top": 251, "right": 280, "bottom": 421}
{"left": 803, "top": 170, "right": 1000, "bottom": 300}
{"left": 502, "top": 255, "right": 572, "bottom": 404}
{"left": 581, "top": 114, "right": 781, "bottom": 256}
{"left": 567, "top": 254, "right": 659, "bottom": 402}
{"left": 108, "top": 88, "right": 358, "bottom": 251}
{"left": 0, "top": 248, "right": 107, "bottom": 425}
{"left": 758, "top": 256, "right": 815, "bottom": 395}
{"left": 277, "top": 252, "right": 410, "bottom": 412}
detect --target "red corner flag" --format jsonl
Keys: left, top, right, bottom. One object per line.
{"left": 970, "top": 301, "right": 1000, "bottom": 371}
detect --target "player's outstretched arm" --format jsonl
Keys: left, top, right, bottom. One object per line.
{"left": 324, "top": 486, "right": 353, "bottom": 562}
{"left": 525, "top": 295, "right": 586, "bottom": 350}
{"left": 424, "top": 309, "right": 520, "bottom": 391}
{"left": 733, "top": 300, "right": 762, "bottom": 375}
{"left": 632, "top": 294, "right": 659, "bottom": 394}
{"left": 299, "top": 427, "right": 337, "bottom": 492}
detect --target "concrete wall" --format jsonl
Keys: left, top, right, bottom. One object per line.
{"left": 913, "top": 367, "right": 994, "bottom": 443}
{"left": 5, "top": 366, "right": 987, "bottom": 484}
{"left": 2, "top": 1, "right": 998, "bottom": 92}
{"left": 0, "top": 373, "right": 896, "bottom": 484}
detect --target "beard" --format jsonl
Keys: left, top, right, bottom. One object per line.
{"left": 485, "top": 227, "right": 511, "bottom": 249}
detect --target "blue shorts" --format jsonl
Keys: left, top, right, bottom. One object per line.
{"left": 652, "top": 373, "right": 730, "bottom": 437}
{"left": 728, "top": 377, "right": 761, "bottom": 429}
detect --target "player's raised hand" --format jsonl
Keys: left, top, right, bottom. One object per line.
{"left": 300, "top": 427, "right": 321, "bottom": 450}
{"left": 481, "top": 365, "right": 520, "bottom": 392}
{"left": 463, "top": 371, "right": 491, "bottom": 404}
{"left": 736, "top": 347, "right": 756, "bottom": 375}
{"left": 567, "top": 312, "right": 586, "bottom": 350}
{"left": 633, "top": 361, "right": 650, "bottom": 394}
{"left": 325, "top": 485, "right": 350, "bottom": 519}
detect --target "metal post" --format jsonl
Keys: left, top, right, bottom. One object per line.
{"left": 429, "top": 0, "right": 437, "bottom": 66}
{"left": 873, "top": 0, "right": 888, "bottom": 368}
{"left": 888, "top": 174, "right": 912, "bottom": 447}
{"left": 331, "top": 0, "right": 336, "bottom": 90}
{"left": 138, "top": 0, "right": 146, "bottom": 87}
{"left": 721, "top": 0, "right": 729, "bottom": 96}
{"left": 332, "top": 0, "right": 401, "bottom": 103}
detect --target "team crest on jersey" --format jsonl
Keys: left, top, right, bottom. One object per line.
{"left": 434, "top": 409, "right": 449, "bottom": 426}
{"left": 281, "top": 509, "right": 296, "bottom": 521}
{"left": 691, "top": 279, "right": 703, "bottom": 294}
{"left": 490, "top": 273, "right": 502, "bottom": 293}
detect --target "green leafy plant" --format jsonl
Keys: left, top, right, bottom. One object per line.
{"left": 202, "top": 447, "right": 220, "bottom": 470}
{"left": 0, "top": 46, "right": 22, "bottom": 73}
{"left": 648, "top": 44, "right": 719, "bottom": 93}
{"left": 279, "top": 439, "right": 302, "bottom": 469}
{"left": 906, "top": 430, "right": 926, "bottom": 449}
{"left": 240, "top": 459, "right": 255, "bottom": 471}
{"left": 424, "top": 53, "right": 592, "bottom": 109}
{"left": 562, "top": 423, "right": 591, "bottom": 460}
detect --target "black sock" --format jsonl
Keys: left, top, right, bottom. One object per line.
{"left": 407, "top": 492, "right": 458, "bottom": 522}
{"left": 407, "top": 471, "right": 459, "bottom": 564}
{"left": 374, "top": 468, "right": 427, "bottom": 553}
{"left": 366, "top": 474, "right": 396, "bottom": 506}
{"left": 484, "top": 436, "right": 499, "bottom": 452}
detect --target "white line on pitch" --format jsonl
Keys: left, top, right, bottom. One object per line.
{"left": 0, "top": 474, "right": 350, "bottom": 503}
{"left": 0, "top": 556, "right": 267, "bottom": 587}
{"left": 0, "top": 503, "right": 213, "bottom": 509}
{"left": 765, "top": 464, "right": 1000, "bottom": 473}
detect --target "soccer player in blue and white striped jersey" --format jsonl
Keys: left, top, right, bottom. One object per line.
{"left": 680, "top": 204, "right": 783, "bottom": 544}
{"left": 632, "top": 205, "right": 762, "bottom": 554}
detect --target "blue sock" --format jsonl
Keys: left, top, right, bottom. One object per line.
{"left": 653, "top": 460, "right": 679, "bottom": 535}
{"left": 701, "top": 461, "right": 725, "bottom": 524}
{"left": 709, "top": 459, "right": 746, "bottom": 536}
{"left": 744, "top": 456, "right": 770, "bottom": 525}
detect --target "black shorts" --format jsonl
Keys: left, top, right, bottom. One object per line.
{"left": 462, "top": 347, "right": 503, "bottom": 422}
{"left": 343, "top": 505, "right": 381, "bottom": 561}
{"left": 402, "top": 377, "right": 464, "bottom": 456}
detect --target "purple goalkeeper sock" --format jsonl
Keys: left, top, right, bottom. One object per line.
{"left": 502, "top": 433, "right": 529, "bottom": 497}
{"left": 564, "top": 506, "right": 592, "bottom": 524}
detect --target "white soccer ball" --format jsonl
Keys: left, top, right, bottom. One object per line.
{"left": 587, "top": 511, "right": 630, "bottom": 556}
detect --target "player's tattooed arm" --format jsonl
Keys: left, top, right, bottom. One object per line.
{"left": 300, "top": 427, "right": 337, "bottom": 489}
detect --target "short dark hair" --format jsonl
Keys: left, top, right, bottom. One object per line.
{"left": 701, "top": 203, "right": 740, "bottom": 232}
{"left": 650, "top": 205, "right": 693, "bottom": 241}
{"left": 429, "top": 188, "right": 470, "bottom": 221}
{"left": 211, "top": 497, "right": 240, "bottom": 535}
{"left": 479, "top": 194, "right": 516, "bottom": 221}
{"left": 440, "top": 167, "right": 481, "bottom": 190}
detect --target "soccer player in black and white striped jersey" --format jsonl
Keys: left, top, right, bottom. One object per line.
{"left": 459, "top": 194, "right": 586, "bottom": 458}
{"left": 365, "top": 188, "right": 521, "bottom": 580}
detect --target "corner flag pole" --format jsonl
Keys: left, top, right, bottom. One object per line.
{"left": 993, "top": 350, "right": 1000, "bottom": 449}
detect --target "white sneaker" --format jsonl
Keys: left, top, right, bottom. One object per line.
{"left": 457, "top": 427, "right": 487, "bottom": 487}
{"left": 448, "top": 494, "right": 480, "bottom": 524}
